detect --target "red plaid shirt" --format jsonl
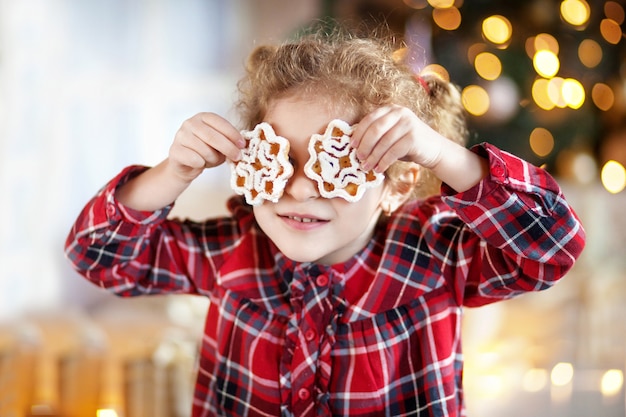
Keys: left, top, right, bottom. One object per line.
{"left": 65, "top": 143, "right": 585, "bottom": 416}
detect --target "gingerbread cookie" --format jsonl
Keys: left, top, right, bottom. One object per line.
{"left": 304, "top": 119, "right": 384, "bottom": 202}
{"left": 230, "top": 122, "right": 294, "bottom": 205}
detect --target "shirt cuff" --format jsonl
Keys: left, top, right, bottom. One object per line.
{"left": 440, "top": 142, "right": 508, "bottom": 203}
{"left": 101, "top": 165, "right": 173, "bottom": 226}
{"left": 441, "top": 142, "right": 562, "bottom": 219}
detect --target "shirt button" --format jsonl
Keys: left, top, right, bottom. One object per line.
{"left": 106, "top": 204, "right": 117, "bottom": 218}
{"left": 304, "top": 329, "right": 316, "bottom": 341}
{"left": 298, "top": 388, "right": 310, "bottom": 400}
{"left": 315, "top": 274, "right": 328, "bottom": 287}
{"left": 491, "top": 164, "right": 505, "bottom": 178}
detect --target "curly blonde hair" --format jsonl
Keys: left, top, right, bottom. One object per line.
{"left": 236, "top": 25, "right": 468, "bottom": 199}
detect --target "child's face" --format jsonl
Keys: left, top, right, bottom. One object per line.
{"left": 252, "top": 93, "right": 386, "bottom": 265}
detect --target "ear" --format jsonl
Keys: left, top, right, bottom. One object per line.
{"left": 380, "top": 164, "right": 420, "bottom": 215}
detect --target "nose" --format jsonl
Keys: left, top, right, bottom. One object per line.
{"left": 284, "top": 166, "right": 319, "bottom": 201}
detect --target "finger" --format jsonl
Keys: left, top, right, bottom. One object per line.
{"left": 371, "top": 135, "right": 412, "bottom": 173}
{"left": 361, "top": 121, "right": 412, "bottom": 172}
{"left": 200, "top": 113, "right": 245, "bottom": 148}
{"left": 170, "top": 141, "right": 211, "bottom": 171}
{"left": 191, "top": 127, "right": 241, "bottom": 163}
{"left": 186, "top": 119, "right": 242, "bottom": 162}
{"left": 351, "top": 106, "right": 394, "bottom": 150}
{"left": 355, "top": 110, "right": 403, "bottom": 165}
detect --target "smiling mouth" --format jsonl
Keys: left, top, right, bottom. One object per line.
{"left": 286, "top": 215, "right": 322, "bottom": 223}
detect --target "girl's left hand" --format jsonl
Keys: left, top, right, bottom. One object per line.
{"left": 350, "top": 105, "right": 445, "bottom": 173}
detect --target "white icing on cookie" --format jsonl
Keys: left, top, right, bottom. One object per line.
{"left": 230, "top": 122, "right": 294, "bottom": 205}
{"left": 304, "top": 119, "right": 384, "bottom": 202}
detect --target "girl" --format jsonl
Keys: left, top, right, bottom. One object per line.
{"left": 65, "top": 28, "right": 585, "bottom": 416}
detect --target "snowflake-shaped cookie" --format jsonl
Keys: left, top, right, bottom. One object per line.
{"left": 304, "top": 119, "right": 384, "bottom": 202}
{"left": 230, "top": 122, "right": 294, "bottom": 205}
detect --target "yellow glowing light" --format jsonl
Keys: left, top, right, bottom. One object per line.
{"left": 535, "top": 33, "right": 560, "bottom": 54}
{"left": 560, "top": 0, "right": 591, "bottom": 27}
{"left": 462, "top": 85, "right": 490, "bottom": 116}
{"left": 605, "top": 1, "right": 625, "bottom": 24}
{"left": 548, "top": 77, "right": 567, "bottom": 108}
{"left": 467, "top": 43, "right": 487, "bottom": 64}
{"left": 562, "top": 78, "right": 585, "bottom": 109}
{"left": 482, "top": 15, "right": 512, "bottom": 45}
{"left": 533, "top": 50, "right": 560, "bottom": 78}
{"left": 600, "top": 19, "right": 623, "bottom": 44}
{"left": 523, "top": 369, "right": 549, "bottom": 392}
{"left": 433, "top": 6, "right": 462, "bottom": 30}
{"left": 578, "top": 39, "right": 602, "bottom": 68}
{"left": 97, "top": 410, "right": 120, "bottom": 417}
{"left": 422, "top": 64, "right": 450, "bottom": 82}
{"left": 532, "top": 78, "right": 555, "bottom": 110}
{"left": 551, "top": 362, "right": 574, "bottom": 386}
{"left": 529, "top": 127, "right": 555, "bottom": 157}
{"left": 601, "top": 160, "right": 626, "bottom": 194}
{"left": 592, "top": 83, "right": 615, "bottom": 111}
{"left": 474, "top": 52, "right": 502, "bottom": 80}
{"left": 428, "top": 0, "right": 455, "bottom": 8}
{"left": 601, "top": 369, "right": 624, "bottom": 396}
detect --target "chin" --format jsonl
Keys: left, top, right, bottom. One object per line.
{"left": 282, "top": 251, "right": 321, "bottom": 264}
{"left": 278, "top": 245, "right": 324, "bottom": 264}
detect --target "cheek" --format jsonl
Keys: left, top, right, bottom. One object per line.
{"left": 252, "top": 205, "right": 273, "bottom": 229}
{"left": 334, "top": 194, "right": 383, "bottom": 224}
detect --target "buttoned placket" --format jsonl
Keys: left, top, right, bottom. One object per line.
{"left": 280, "top": 264, "right": 343, "bottom": 417}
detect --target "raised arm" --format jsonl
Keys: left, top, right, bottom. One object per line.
{"left": 116, "top": 112, "right": 244, "bottom": 211}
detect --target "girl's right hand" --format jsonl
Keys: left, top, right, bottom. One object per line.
{"left": 168, "top": 112, "right": 245, "bottom": 184}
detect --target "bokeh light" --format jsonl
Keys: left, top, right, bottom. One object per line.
{"left": 467, "top": 43, "right": 487, "bottom": 63}
{"left": 605, "top": 1, "right": 625, "bottom": 24}
{"left": 535, "top": 33, "right": 560, "bottom": 54}
{"left": 547, "top": 77, "right": 567, "bottom": 108}
{"left": 578, "top": 39, "right": 603, "bottom": 68}
{"left": 432, "top": 6, "right": 462, "bottom": 30}
{"left": 556, "top": 149, "right": 597, "bottom": 184}
{"left": 474, "top": 52, "right": 502, "bottom": 80}
{"left": 532, "top": 78, "right": 553, "bottom": 110}
{"left": 529, "top": 127, "right": 555, "bottom": 157}
{"left": 592, "top": 83, "right": 615, "bottom": 111}
{"left": 600, "top": 18, "right": 623, "bottom": 44}
{"left": 551, "top": 362, "right": 574, "bottom": 386}
{"left": 601, "top": 160, "right": 626, "bottom": 193}
{"left": 484, "top": 77, "right": 519, "bottom": 122}
{"left": 482, "top": 15, "right": 512, "bottom": 45}
{"left": 601, "top": 369, "right": 624, "bottom": 396}
{"left": 561, "top": 78, "right": 585, "bottom": 109}
{"left": 560, "top": 0, "right": 591, "bottom": 27}
{"left": 462, "top": 85, "right": 490, "bottom": 116}
{"left": 533, "top": 50, "right": 560, "bottom": 78}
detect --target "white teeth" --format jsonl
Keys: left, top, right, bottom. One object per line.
{"left": 290, "top": 216, "right": 316, "bottom": 223}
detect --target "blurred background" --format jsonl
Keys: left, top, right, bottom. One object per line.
{"left": 0, "top": 0, "right": 625, "bottom": 416}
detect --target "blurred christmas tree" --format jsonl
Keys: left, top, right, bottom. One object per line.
{"left": 327, "top": 0, "right": 626, "bottom": 190}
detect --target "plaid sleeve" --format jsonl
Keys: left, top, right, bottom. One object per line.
{"left": 64, "top": 166, "right": 241, "bottom": 297}
{"left": 440, "top": 143, "right": 586, "bottom": 307}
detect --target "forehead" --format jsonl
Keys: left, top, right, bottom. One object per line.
{"left": 264, "top": 93, "right": 360, "bottom": 142}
